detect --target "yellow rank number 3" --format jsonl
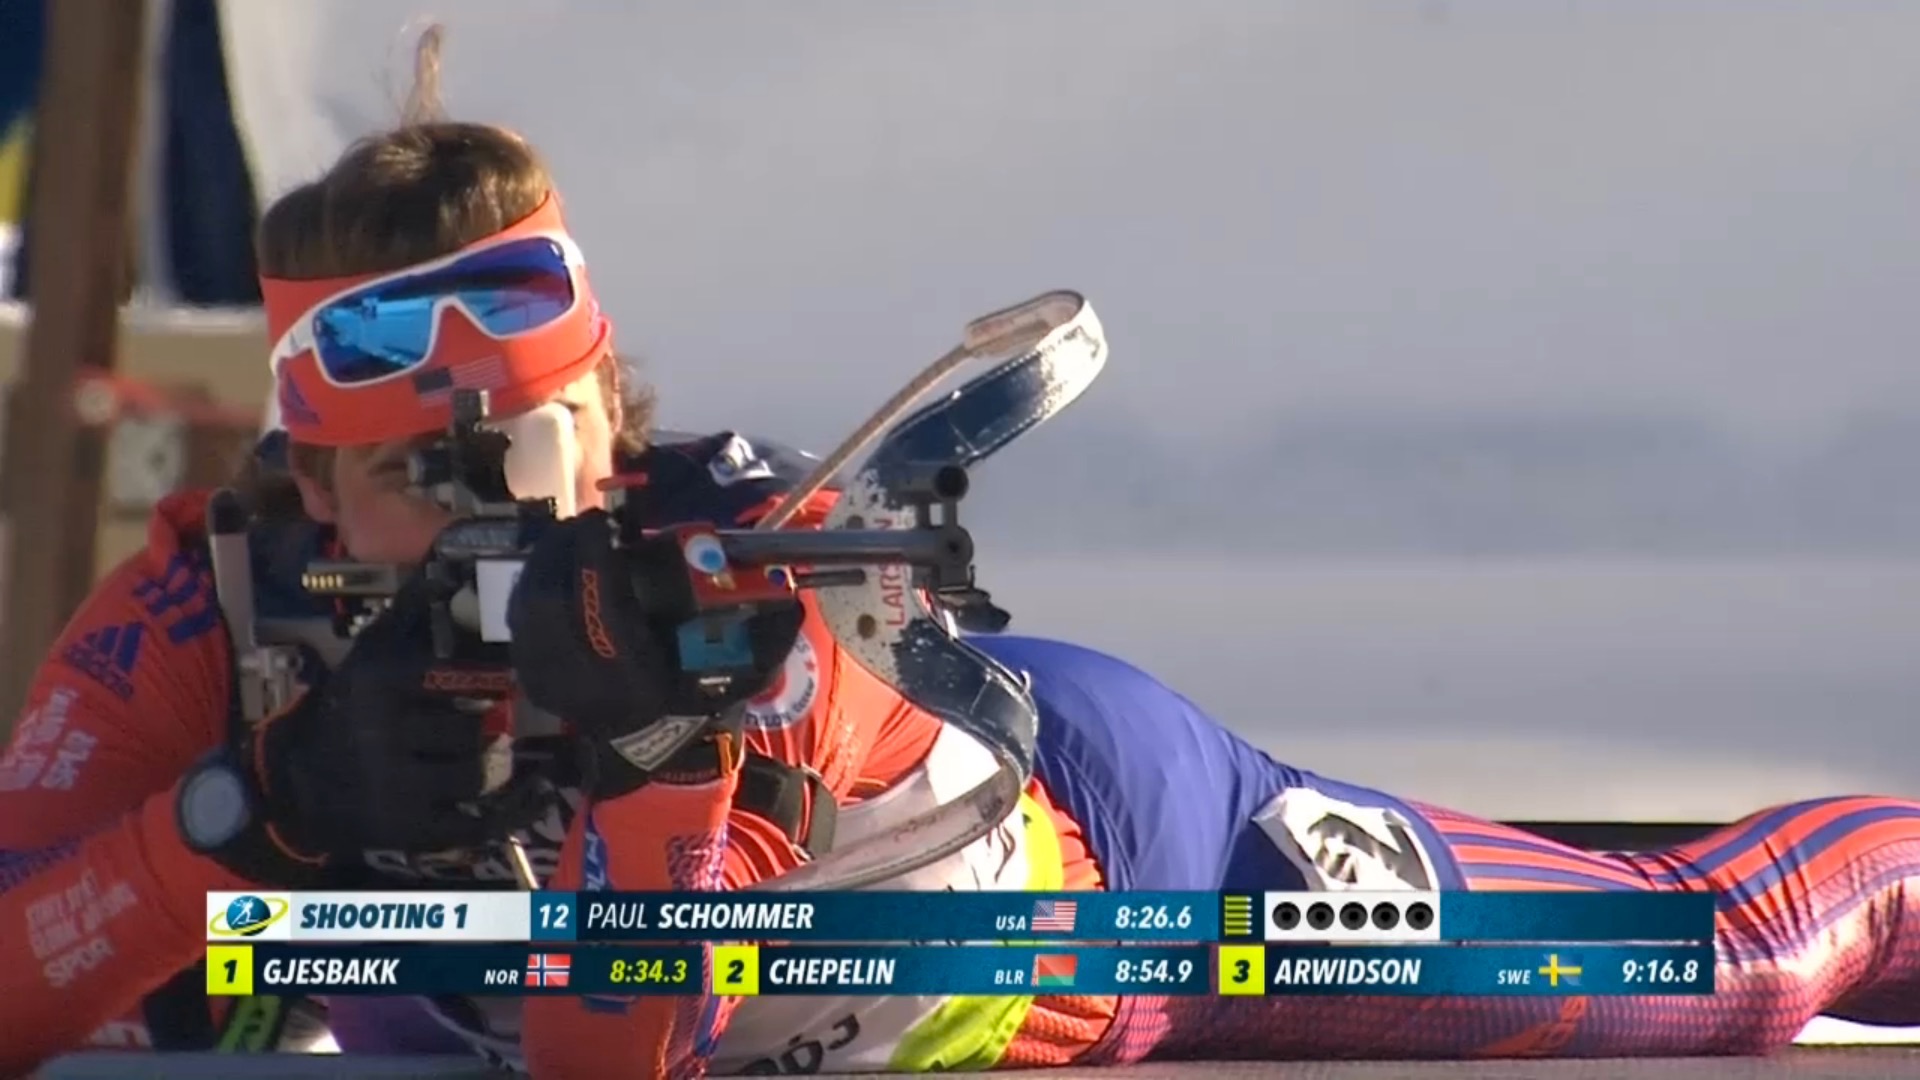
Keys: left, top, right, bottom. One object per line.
{"left": 206, "top": 945, "right": 255, "bottom": 996}
{"left": 1217, "top": 945, "right": 1265, "bottom": 996}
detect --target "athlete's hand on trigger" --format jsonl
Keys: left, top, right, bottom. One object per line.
{"left": 505, "top": 509, "right": 803, "bottom": 798}
{"left": 196, "top": 573, "right": 550, "bottom": 883}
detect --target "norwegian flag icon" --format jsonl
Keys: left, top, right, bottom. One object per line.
{"left": 527, "top": 952, "right": 572, "bottom": 988}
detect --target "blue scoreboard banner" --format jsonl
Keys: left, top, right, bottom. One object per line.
{"left": 203, "top": 942, "right": 1716, "bottom": 998}
{"left": 206, "top": 890, "right": 1711, "bottom": 946}
{"left": 528, "top": 890, "right": 1215, "bottom": 942}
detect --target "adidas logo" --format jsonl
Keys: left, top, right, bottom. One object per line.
{"left": 60, "top": 623, "right": 144, "bottom": 701}
{"left": 278, "top": 377, "right": 319, "bottom": 426}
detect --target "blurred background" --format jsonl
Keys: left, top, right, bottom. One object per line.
{"left": 3, "top": 0, "right": 1917, "bottom": 822}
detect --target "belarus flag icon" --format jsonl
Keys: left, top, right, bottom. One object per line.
{"left": 1032, "top": 953, "right": 1078, "bottom": 989}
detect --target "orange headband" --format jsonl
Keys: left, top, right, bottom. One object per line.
{"left": 262, "top": 193, "right": 611, "bottom": 446}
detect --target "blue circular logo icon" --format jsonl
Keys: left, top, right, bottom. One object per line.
{"left": 209, "top": 894, "right": 290, "bottom": 938}
{"left": 682, "top": 535, "right": 729, "bottom": 576}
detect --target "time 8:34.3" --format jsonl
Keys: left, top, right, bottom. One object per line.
{"left": 608, "top": 956, "right": 694, "bottom": 986}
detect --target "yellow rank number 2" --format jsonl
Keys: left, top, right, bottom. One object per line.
{"left": 206, "top": 945, "right": 255, "bottom": 996}
{"left": 711, "top": 945, "right": 760, "bottom": 996}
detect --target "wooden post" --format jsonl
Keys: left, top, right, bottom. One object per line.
{"left": 0, "top": 0, "right": 148, "bottom": 726}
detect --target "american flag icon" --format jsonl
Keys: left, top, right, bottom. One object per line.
{"left": 527, "top": 952, "right": 572, "bottom": 988}
{"left": 1031, "top": 899, "right": 1078, "bottom": 933}
{"left": 412, "top": 357, "right": 511, "bottom": 406}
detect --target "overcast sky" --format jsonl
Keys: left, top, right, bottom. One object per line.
{"left": 228, "top": 0, "right": 1920, "bottom": 440}
{"left": 219, "top": 1, "right": 1920, "bottom": 814}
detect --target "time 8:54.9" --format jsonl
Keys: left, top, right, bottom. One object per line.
{"left": 608, "top": 956, "right": 694, "bottom": 986}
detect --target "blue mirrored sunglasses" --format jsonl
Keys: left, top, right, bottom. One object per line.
{"left": 280, "top": 235, "right": 581, "bottom": 387}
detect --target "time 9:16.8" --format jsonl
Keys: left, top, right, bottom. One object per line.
{"left": 1620, "top": 957, "right": 1705, "bottom": 986}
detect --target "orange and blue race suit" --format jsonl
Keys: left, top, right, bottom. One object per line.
{"left": 315, "top": 436, "right": 1920, "bottom": 1072}
{"left": 0, "top": 430, "right": 1111, "bottom": 1079}
{"left": 333, "top": 629, "right": 1920, "bottom": 1071}
{"left": 2, "top": 431, "right": 1918, "bottom": 1076}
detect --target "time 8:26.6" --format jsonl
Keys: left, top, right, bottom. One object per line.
{"left": 1111, "top": 904, "right": 1195, "bottom": 932}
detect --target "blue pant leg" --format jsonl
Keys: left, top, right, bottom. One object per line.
{"left": 970, "top": 635, "right": 1464, "bottom": 893}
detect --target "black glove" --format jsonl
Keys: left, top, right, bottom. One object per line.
{"left": 506, "top": 509, "right": 803, "bottom": 798}
{"left": 196, "top": 576, "right": 547, "bottom": 884}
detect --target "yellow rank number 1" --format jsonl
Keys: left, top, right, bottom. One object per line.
{"left": 711, "top": 945, "right": 760, "bottom": 996}
{"left": 206, "top": 945, "right": 255, "bottom": 996}
{"left": 1217, "top": 945, "right": 1265, "bottom": 996}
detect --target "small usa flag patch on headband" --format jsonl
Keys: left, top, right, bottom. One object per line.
{"left": 412, "top": 357, "right": 510, "bottom": 406}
